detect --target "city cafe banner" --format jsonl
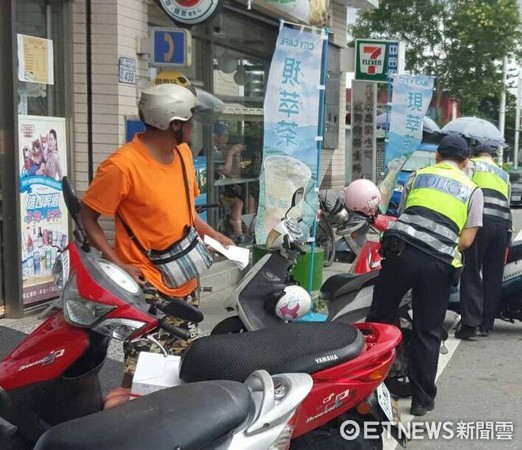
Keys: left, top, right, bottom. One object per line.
{"left": 379, "top": 74, "right": 435, "bottom": 211}
{"left": 18, "top": 115, "right": 69, "bottom": 306}
{"left": 256, "top": 24, "right": 327, "bottom": 245}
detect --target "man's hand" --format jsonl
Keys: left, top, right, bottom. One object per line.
{"left": 120, "top": 264, "right": 145, "bottom": 286}
{"left": 230, "top": 144, "right": 244, "bottom": 155}
{"left": 213, "top": 232, "right": 235, "bottom": 248}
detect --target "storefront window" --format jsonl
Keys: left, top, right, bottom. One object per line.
{"left": 210, "top": 12, "right": 276, "bottom": 243}
{"left": 147, "top": 2, "right": 277, "bottom": 242}
{"left": 16, "top": 0, "right": 67, "bottom": 117}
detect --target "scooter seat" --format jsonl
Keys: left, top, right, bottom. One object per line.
{"left": 321, "top": 271, "right": 379, "bottom": 300}
{"left": 34, "top": 380, "right": 250, "bottom": 450}
{"left": 180, "top": 322, "right": 364, "bottom": 383}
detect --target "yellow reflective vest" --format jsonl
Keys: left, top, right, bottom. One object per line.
{"left": 387, "top": 162, "right": 477, "bottom": 267}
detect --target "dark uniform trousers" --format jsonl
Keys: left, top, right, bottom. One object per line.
{"left": 460, "top": 220, "right": 510, "bottom": 331}
{"left": 367, "top": 240, "right": 455, "bottom": 406}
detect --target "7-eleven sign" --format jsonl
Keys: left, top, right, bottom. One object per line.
{"left": 355, "top": 39, "right": 404, "bottom": 82}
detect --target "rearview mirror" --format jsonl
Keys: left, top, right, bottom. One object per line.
{"left": 62, "top": 176, "right": 81, "bottom": 218}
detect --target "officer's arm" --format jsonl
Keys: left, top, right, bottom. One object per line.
{"left": 458, "top": 188, "right": 484, "bottom": 250}
{"left": 459, "top": 227, "right": 479, "bottom": 251}
{"left": 398, "top": 173, "right": 415, "bottom": 215}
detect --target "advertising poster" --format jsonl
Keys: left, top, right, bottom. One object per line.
{"left": 259, "top": 0, "right": 330, "bottom": 27}
{"left": 19, "top": 115, "right": 68, "bottom": 305}
{"left": 17, "top": 34, "right": 54, "bottom": 85}
{"left": 256, "top": 25, "right": 326, "bottom": 245}
{"left": 379, "top": 74, "right": 435, "bottom": 211}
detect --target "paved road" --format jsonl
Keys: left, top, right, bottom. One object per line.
{"left": 390, "top": 208, "right": 522, "bottom": 449}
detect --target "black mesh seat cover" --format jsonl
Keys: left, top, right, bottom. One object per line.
{"left": 320, "top": 271, "right": 379, "bottom": 300}
{"left": 180, "top": 322, "right": 364, "bottom": 383}
{"left": 34, "top": 380, "right": 250, "bottom": 450}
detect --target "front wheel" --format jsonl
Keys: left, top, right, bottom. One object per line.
{"left": 210, "top": 316, "right": 247, "bottom": 334}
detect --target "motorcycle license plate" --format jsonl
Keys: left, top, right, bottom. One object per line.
{"left": 377, "top": 383, "right": 394, "bottom": 423}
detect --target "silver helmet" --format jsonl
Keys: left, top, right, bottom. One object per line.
{"left": 138, "top": 84, "right": 197, "bottom": 130}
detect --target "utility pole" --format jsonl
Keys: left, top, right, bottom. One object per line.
{"left": 499, "top": 56, "right": 508, "bottom": 166}
{"left": 513, "top": 66, "right": 522, "bottom": 169}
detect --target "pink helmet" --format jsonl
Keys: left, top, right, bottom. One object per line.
{"left": 344, "top": 179, "right": 381, "bottom": 217}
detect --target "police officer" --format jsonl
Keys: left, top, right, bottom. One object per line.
{"left": 367, "top": 135, "right": 483, "bottom": 416}
{"left": 457, "top": 144, "right": 512, "bottom": 339}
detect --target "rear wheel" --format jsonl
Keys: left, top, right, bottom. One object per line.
{"left": 316, "top": 218, "right": 336, "bottom": 267}
{"left": 210, "top": 316, "right": 247, "bottom": 335}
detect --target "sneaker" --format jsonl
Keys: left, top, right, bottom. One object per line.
{"left": 476, "top": 328, "right": 489, "bottom": 337}
{"left": 235, "top": 234, "right": 254, "bottom": 246}
{"left": 455, "top": 324, "right": 476, "bottom": 340}
{"left": 410, "top": 399, "right": 435, "bottom": 416}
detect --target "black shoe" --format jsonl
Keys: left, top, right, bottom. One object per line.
{"left": 386, "top": 379, "right": 413, "bottom": 398}
{"left": 476, "top": 328, "right": 489, "bottom": 337}
{"left": 455, "top": 324, "right": 476, "bottom": 340}
{"left": 410, "top": 399, "right": 435, "bottom": 416}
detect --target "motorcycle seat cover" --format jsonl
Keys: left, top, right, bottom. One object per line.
{"left": 180, "top": 322, "right": 364, "bottom": 383}
{"left": 34, "top": 380, "right": 251, "bottom": 450}
{"left": 320, "top": 271, "right": 379, "bottom": 300}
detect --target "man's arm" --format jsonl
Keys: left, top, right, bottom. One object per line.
{"left": 458, "top": 227, "right": 480, "bottom": 251}
{"left": 80, "top": 202, "right": 144, "bottom": 283}
{"left": 458, "top": 187, "right": 484, "bottom": 251}
{"left": 194, "top": 214, "right": 234, "bottom": 247}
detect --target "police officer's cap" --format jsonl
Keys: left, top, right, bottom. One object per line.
{"left": 472, "top": 143, "right": 497, "bottom": 157}
{"left": 437, "top": 135, "right": 470, "bottom": 161}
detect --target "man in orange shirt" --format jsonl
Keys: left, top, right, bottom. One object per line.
{"left": 80, "top": 83, "right": 233, "bottom": 385}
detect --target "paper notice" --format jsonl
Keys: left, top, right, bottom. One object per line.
{"left": 204, "top": 235, "right": 250, "bottom": 270}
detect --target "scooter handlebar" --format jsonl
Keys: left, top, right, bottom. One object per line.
{"left": 159, "top": 320, "right": 192, "bottom": 341}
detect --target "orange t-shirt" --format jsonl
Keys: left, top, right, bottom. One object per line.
{"left": 82, "top": 134, "right": 200, "bottom": 297}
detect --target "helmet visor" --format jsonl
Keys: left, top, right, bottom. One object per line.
{"left": 193, "top": 87, "right": 225, "bottom": 124}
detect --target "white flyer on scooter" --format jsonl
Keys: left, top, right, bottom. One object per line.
{"left": 204, "top": 235, "right": 250, "bottom": 270}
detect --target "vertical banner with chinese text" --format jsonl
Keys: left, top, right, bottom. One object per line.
{"left": 351, "top": 80, "right": 377, "bottom": 181}
{"left": 379, "top": 74, "right": 435, "bottom": 211}
{"left": 256, "top": 25, "right": 326, "bottom": 245}
{"left": 19, "top": 115, "right": 69, "bottom": 305}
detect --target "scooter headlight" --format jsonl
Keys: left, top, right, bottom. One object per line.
{"left": 93, "top": 318, "right": 146, "bottom": 341}
{"left": 63, "top": 273, "right": 115, "bottom": 327}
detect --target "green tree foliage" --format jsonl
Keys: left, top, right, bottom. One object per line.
{"left": 350, "top": 0, "right": 522, "bottom": 122}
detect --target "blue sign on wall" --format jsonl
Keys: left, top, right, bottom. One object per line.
{"left": 151, "top": 28, "right": 192, "bottom": 67}
{"left": 125, "top": 118, "right": 145, "bottom": 143}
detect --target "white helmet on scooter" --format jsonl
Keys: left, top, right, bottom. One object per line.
{"left": 275, "top": 285, "right": 312, "bottom": 321}
{"left": 344, "top": 179, "right": 381, "bottom": 218}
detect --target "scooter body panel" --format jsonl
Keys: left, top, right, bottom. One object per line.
{"left": 236, "top": 253, "right": 293, "bottom": 331}
{"left": 0, "top": 312, "right": 89, "bottom": 391}
{"left": 292, "top": 322, "right": 401, "bottom": 437}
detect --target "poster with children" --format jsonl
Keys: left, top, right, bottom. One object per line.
{"left": 18, "top": 115, "right": 68, "bottom": 305}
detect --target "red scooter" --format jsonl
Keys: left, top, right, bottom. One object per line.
{"left": 0, "top": 178, "right": 313, "bottom": 450}
{"left": 181, "top": 320, "right": 406, "bottom": 448}
{"left": 348, "top": 213, "right": 396, "bottom": 275}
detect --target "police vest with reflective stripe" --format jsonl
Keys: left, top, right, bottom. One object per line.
{"left": 386, "top": 162, "right": 477, "bottom": 268}
{"left": 470, "top": 157, "right": 512, "bottom": 226}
